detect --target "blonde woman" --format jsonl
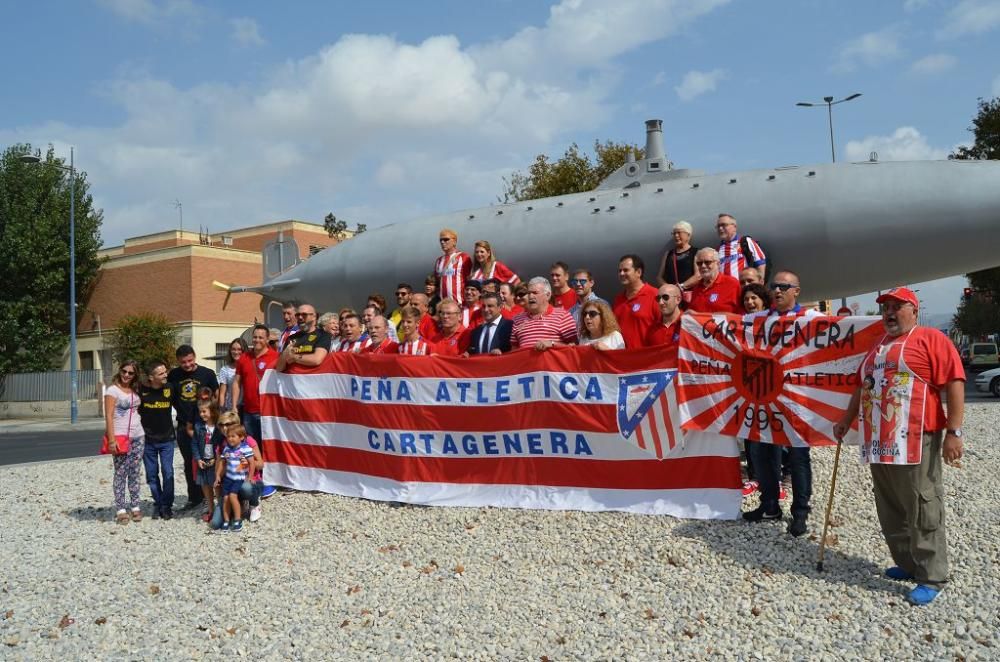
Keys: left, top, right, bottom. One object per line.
{"left": 578, "top": 301, "right": 626, "bottom": 350}
{"left": 103, "top": 360, "right": 146, "bottom": 524}
{"left": 470, "top": 240, "right": 519, "bottom": 284}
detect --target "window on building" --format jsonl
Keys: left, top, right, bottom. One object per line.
{"left": 79, "top": 351, "right": 95, "bottom": 371}
{"left": 309, "top": 244, "right": 325, "bottom": 256}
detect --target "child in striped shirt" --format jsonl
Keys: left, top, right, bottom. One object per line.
{"left": 214, "top": 424, "right": 257, "bottom": 532}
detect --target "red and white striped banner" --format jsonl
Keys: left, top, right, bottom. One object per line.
{"left": 677, "top": 314, "right": 882, "bottom": 446}
{"left": 260, "top": 346, "right": 742, "bottom": 519}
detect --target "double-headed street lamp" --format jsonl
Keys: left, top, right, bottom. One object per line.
{"left": 796, "top": 93, "right": 862, "bottom": 163}
{"left": 20, "top": 147, "right": 79, "bottom": 424}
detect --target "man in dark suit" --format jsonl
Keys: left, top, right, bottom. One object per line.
{"left": 466, "top": 293, "right": 513, "bottom": 356}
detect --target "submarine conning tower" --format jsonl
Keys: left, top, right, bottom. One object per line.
{"left": 596, "top": 118, "right": 703, "bottom": 190}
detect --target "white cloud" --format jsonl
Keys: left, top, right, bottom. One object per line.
{"left": 832, "top": 26, "right": 903, "bottom": 72}
{"left": 844, "top": 127, "right": 949, "bottom": 162}
{"left": 939, "top": 0, "right": 1000, "bottom": 38}
{"left": 4, "top": 0, "right": 732, "bottom": 245}
{"left": 231, "top": 17, "right": 265, "bottom": 47}
{"left": 674, "top": 69, "right": 727, "bottom": 101}
{"left": 909, "top": 53, "right": 958, "bottom": 75}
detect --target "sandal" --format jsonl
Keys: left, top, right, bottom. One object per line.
{"left": 131, "top": 509, "right": 142, "bottom": 522}
{"left": 115, "top": 512, "right": 130, "bottom": 525}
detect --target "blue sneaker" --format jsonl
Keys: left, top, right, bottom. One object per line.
{"left": 884, "top": 566, "right": 915, "bottom": 581}
{"left": 261, "top": 485, "right": 278, "bottom": 499}
{"left": 220, "top": 521, "right": 230, "bottom": 533}
{"left": 231, "top": 521, "right": 244, "bottom": 533}
{"left": 906, "top": 584, "right": 941, "bottom": 606}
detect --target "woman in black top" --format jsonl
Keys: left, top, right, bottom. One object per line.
{"left": 657, "top": 221, "right": 699, "bottom": 298}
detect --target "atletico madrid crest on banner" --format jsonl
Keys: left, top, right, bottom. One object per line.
{"left": 676, "top": 313, "right": 883, "bottom": 446}
{"left": 616, "top": 370, "right": 678, "bottom": 459}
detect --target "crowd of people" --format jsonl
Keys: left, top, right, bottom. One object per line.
{"left": 101, "top": 212, "right": 966, "bottom": 606}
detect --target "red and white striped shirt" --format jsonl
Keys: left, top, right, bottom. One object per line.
{"left": 364, "top": 338, "right": 399, "bottom": 354}
{"left": 718, "top": 234, "right": 766, "bottom": 279}
{"left": 462, "top": 303, "right": 483, "bottom": 329}
{"left": 511, "top": 306, "right": 577, "bottom": 349}
{"left": 397, "top": 338, "right": 432, "bottom": 356}
{"left": 470, "top": 260, "right": 519, "bottom": 284}
{"left": 435, "top": 251, "right": 472, "bottom": 304}
{"left": 337, "top": 338, "right": 372, "bottom": 353}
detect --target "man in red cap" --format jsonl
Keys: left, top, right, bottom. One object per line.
{"left": 834, "top": 287, "right": 965, "bottom": 606}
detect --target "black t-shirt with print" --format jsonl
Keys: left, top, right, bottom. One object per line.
{"left": 166, "top": 365, "right": 219, "bottom": 424}
{"left": 137, "top": 382, "right": 177, "bottom": 441}
{"left": 288, "top": 328, "right": 332, "bottom": 355}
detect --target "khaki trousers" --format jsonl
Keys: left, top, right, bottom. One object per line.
{"left": 869, "top": 432, "right": 949, "bottom": 586}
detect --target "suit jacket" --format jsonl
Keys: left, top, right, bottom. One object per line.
{"left": 468, "top": 318, "right": 513, "bottom": 355}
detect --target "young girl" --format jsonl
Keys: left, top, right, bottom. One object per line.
{"left": 103, "top": 360, "right": 145, "bottom": 524}
{"left": 214, "top": 424, "right": 257, "bottom": 532}
{"left": 217, "top": 337, "right": 247, "bottom": 413}
{"left": 193, "top": 401, "right": 224, "bottom": 523}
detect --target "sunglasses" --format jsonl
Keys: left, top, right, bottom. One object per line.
{"left": 695, "top": 260, "right": 716, "bottom": 266}
{"left": 121, "top": 369, "right": 135, "bottom": 376}
{"left": 656, "top": 294, "right": 675, "bottom": 302}
{"left": 569, "top": 278, "right": 588, "bottom": 287}
{"left": 770, "top": 283, "right": 798, "bottom": 291}
{"left": 583, "top": 310, "right": 601, "bottom": 319}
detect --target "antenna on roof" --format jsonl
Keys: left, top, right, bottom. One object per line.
{"left": 173, "top": 199, "right": 183, "bottom": 232}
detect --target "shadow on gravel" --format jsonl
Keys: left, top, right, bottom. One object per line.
{"left": 673, "top": 520, "right": 904, "bottom": 598}
{"left": 64, "top": 504, "right": 201, "bottom": 523}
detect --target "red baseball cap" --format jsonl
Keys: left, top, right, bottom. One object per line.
{"left": 876, "top": 287, "right": 919, "bottom": 309}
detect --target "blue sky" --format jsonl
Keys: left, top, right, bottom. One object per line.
{"left": 2, "top": 0, "right": 999, "bottom": 319}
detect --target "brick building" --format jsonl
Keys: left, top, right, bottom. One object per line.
{"left": 72, "top": 220, "right": 338, "bottom": 374}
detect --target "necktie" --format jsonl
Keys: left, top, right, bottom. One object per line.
{"left": 481, "top": 322, "right": 494, "bottom": 354}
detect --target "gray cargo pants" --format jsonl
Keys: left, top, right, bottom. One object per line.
{"left": 869, "top": 432, "right": 949, "bottom": 587}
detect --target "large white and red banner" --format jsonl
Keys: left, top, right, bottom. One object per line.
{"left": 260, "top": 346, "right": 742, "bottom": 519}
{"left": 677, "top": 314, "right": 882, "bottom": 446}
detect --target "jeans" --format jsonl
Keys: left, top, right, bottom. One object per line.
{"left": 143, "top": 438, "right": 175, "bottom": 513}
{"left": 175, "top": 423, "right": 200, "bottom": 503}
{"left": 750, "top": 443, "right": 812, "bottom": 518}
{"left": 242, "top": 412, "right": 262, "bottom": 446}
{"left": 211, "top": 479, "right": 262, "bottom": 529}
{"left": 749, "top": 443, "right": 782, "bottom": 514}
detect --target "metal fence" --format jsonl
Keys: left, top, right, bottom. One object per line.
{"left": 0, "top": 370, "right": 105, "bottom": 402}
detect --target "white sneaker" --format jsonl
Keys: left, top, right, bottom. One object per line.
{"left": 249, "top": 506, "right": 262, "bottom": 522}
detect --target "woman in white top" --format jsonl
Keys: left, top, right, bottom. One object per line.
{"left": 318, "top": 312, "right": 342, "bottom": 351}
{"left": 103, "top": 360, "right": 146, "bottom": 524}
{"left": 578, "top": 300, "right": 626, "bottom": 350}
{"left": 217, "top": 337, "right": 246, "bottom": 413}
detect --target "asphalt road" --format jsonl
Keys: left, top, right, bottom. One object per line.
{"left": 0, "top": 372, "right": 996, "bottom": 467}
{"left": 0, "top": 429, "right": 109, "bottom": 467}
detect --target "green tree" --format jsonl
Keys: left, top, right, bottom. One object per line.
{"left": 108, "top": 313, "right": 178, "bottom": 374}
{"left": 323, "top": 212, "right": 366, "bottom": 240}
{"left": 950, "top": 96, "right": 1000, "bottom": 336}
{"left": 500, "top": 140, "right": 645, "bottom": 202}
{"left": 0, "top": 144, "right": 103, "bottom": 377}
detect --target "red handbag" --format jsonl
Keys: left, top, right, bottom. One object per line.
{"left": 101, "top": 392, "right": 134, "bottom": 455}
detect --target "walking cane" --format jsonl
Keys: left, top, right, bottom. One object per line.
{"left": 816, "top": 438, "right": 844, "bottom": 572}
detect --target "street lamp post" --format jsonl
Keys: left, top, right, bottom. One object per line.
{"left": 796, "top": 93, "right": 862, "bottom": 163}
{"left": 20, "top": 148, "right": 78, "bottom": 424}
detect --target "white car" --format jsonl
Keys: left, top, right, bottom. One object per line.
{"left": 974, "top": 367, "right": 1000, "bottom": 398}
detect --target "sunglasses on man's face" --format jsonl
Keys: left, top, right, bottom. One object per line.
{"left": 657, "top": 294, "right": 676, "bottom": 302}
{"left": 569, "top": 279, "right": 588, "bottom": 287}
{"left": 770, "top": 283, "right": 798, "bottom": 292}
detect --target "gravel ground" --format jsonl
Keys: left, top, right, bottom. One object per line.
{"left": 1, "top": 405, "right": 998, "bottom": 661}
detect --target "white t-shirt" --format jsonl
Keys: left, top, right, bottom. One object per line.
{"left": 580, "top": 331, "right": 626, "bottom": 349}
{"left": 106, "top": 384, "right": 144, "bottom": 438}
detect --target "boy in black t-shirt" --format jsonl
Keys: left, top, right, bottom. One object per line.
{"left": 138, "top": 360, "right": 178, "bottom": 519}
{"left": 167, "top": 345, "right": 219, "bottom": 510}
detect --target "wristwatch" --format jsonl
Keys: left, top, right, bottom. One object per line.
{"left": 947, "top": 428, "right": 963, "bottom": 438}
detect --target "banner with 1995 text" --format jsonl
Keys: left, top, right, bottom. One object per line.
{"left": 260, "top": 346, "right": 742, "bottom": 519}
{"left": 677, "top": 314, "right": 883, "bottom": 446}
